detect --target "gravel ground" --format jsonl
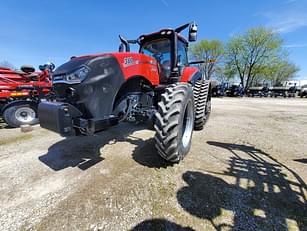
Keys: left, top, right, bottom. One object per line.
{"left": 0, "top": 98, "right": 306, "bottom": 231}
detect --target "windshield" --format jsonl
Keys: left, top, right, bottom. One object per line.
{"left": 140, "top": 39, "right": 171, "bottom": 68}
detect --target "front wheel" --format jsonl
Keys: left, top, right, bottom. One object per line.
{"left": 3, "top": 104, "right": 38, "bottom": 128}
{"left": 154, "top": 83, "right": 195, "bottom": 163}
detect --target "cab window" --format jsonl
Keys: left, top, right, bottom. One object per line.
{"left": 140, "top": 39, "right": 171, "bottom": 68}
{"left": 177, "top": 40, "right": 188, "bottom": 68}
{"left": 140, "top": 38, "right": 171, "bottom": 80}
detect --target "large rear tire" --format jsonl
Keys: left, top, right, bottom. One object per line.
{"left": 154, "top": 83, "right": 195, "bottom": 163}
{"left": 193, "top": 80, "right": 211, "bottom": 131}
{"left": 3, "top": 104, "right": 38, "bottom": 128}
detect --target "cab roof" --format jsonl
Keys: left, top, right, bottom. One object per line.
{"left": 138, "top": 29, "right": 189, "bottom": 47}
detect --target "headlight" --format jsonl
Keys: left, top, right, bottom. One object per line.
{"left": 65, "top": 66, "right": 90, "bottom": 84}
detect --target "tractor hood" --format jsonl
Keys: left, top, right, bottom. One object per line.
{"left": 52, "top": 54, "right": 120, "bottom": 85}
{"left": 54, "top": 52, "right": 126, "bottom": 76}
{"left": 53, "top": 56, "right": 95, "bottom": 76}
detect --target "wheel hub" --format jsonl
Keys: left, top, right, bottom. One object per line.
{"left": 181, "top": 100, "right": 194, "bottom": 148}
{"left": 15, "top": 107, "right": 36, "bottom": 123}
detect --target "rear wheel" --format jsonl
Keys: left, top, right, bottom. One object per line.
{"left": 193, "top": 80, "right": 211, "bottom": 130}
{"left": 3, "top": 104, "right": 38, "bottom": 128}
{"left": 154, "top": 83, "right": 195, "bottom": 162}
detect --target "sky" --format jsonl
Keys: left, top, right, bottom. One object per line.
{"left": 0, "top": 0, "right": 307, "bottom": 79}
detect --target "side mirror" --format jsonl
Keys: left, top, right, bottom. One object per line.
{"left": 189, "top": 22, "right": 198, "bottom": 42}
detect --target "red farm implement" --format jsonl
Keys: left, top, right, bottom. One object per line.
{"left": 0, "top": 63, "right": 54, "bottom": 127}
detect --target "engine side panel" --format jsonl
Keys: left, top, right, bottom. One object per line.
{"left": 74, "top": 52, "right": 161, "bottom": 85}
{"left": 112, "top": 53, "right": 160, "bottom": 85}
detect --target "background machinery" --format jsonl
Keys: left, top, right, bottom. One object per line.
{"left": 0, "top": 63, "right": 54, "bottom": 127}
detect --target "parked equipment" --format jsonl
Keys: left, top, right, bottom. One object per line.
{"left": 225, "top": 84, "right": 244, "bottom": 97}
{"left": 38, "top": 22, "right": 212, "bottom": 163}
{"left": 299, "top": 84, "right": 307, "bottom": 98}
{"left": 0, "top": 63, "right": 54, "bottom": 127}
{"left": 246, "top": 86, "right": 269, "bottom": 97}
{"left": 269, "top": 86, "right": 296, "bottom": 98}
{"left": 212, "top": 82, "right": 226, "bottom": 97}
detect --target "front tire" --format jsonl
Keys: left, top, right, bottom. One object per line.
{"left": 154, "top": 83, "right": 195, "bottom": 163}
{"left": 3, "top": 104, "right": 38, "bottom": 128}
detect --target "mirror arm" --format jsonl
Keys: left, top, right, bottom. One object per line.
{"left": 189, "top": 60, "right": 205, "bottom": 65}
{"left": 189, "top": 59, "right": 216, "bottom": 65}
{"left": 175, "top": 23, "right": 191, "bottom": 33}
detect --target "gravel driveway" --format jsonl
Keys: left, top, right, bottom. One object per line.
{"left": 0, "top": 98, "right": 306, "bottom": 231}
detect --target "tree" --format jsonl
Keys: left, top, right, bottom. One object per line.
{"left": 261, "top": 60, "right": 299, "bottom": 86}
{"left": 225, "top": 27, "right": 284, "bottom": 90}
{"left": 0, "top": 60, "right": 15, "bottom": 69}
{"left": 190, "top": 39, "right": 224, "bottom": 79}
{"left": 214, "top": 64, "right": 236, "bottom": 83}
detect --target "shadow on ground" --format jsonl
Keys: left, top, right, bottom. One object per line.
{"left": 177, "top": 141, "right": 307, "bottom": 231}
{"left": 131, "top": 137, "right": 171, "bottom": 168}
{"left": 294, "top": 158, "right": 307, "bottom": 164}
{"left": 131, "top": 218, "right": 195, "bottom": 231}
{"left": 39, "top": 123, "right": 171, "bottom": 171}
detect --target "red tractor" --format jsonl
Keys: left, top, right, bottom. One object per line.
{"left": 0, "top": 63, "right": 54, "bottom": 127}
{"left": 39, "top": 22, "right": 211, "bottom": 163}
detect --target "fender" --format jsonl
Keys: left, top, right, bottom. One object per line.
{"left": 1, "top": 100, "right": 38, "bottom": 114}
{"left": 112, "top": 75, "right": 154, "bottom": 108}
{"left": 180, "top": 67, "right": 202, "bottom": 85}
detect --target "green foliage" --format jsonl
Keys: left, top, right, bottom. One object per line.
{"left": 188, "top": 27, "right": 298, "bottom": 88}
{"left": 214, "top": 64, "right": 236, "bottom": 83}
{"left": 258, "top": 60, "right": 299, "bottom": 86}
{"left": 223, "top": 27, "right": 297, "bottom": 89}
{"left": 190, "top": 39, "right": 224, "bottom": 79}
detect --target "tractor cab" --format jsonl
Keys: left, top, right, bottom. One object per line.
{"left": 119, "top": 22, "right": 198, "bottom": 83}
